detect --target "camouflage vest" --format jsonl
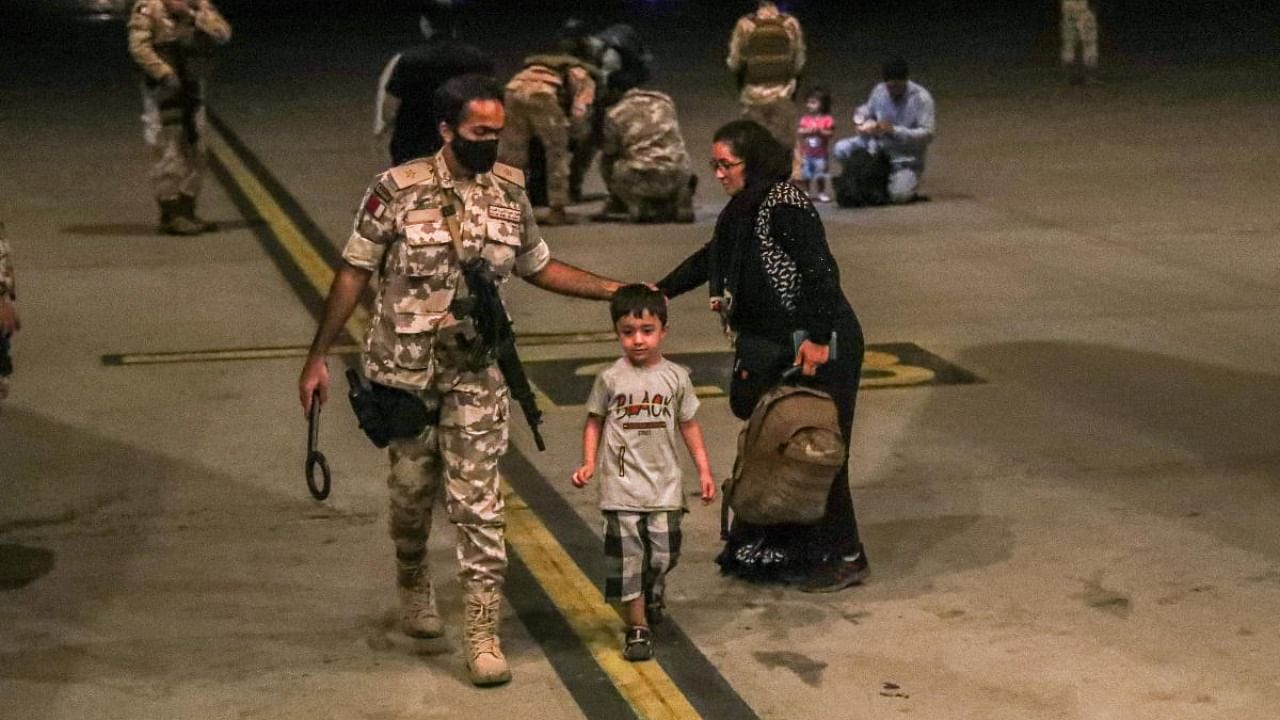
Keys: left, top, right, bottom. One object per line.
{"left": 132, "top": 0, "right": 216, "bottom": 79}
{"left": 742, "top": 15, "right": 794, "bottom": 85}
{"left": 518, "top": 53, "right": 599, "bottom": 115}
{"left": 360, "top": 157, "right": 530, "bottom": 389}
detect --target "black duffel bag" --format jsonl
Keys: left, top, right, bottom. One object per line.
{"left": 834, "top": 149, "right": 890, "bottom": 208}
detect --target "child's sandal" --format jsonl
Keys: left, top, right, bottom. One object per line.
{"left": 622, "top": 626, "right": 653, "bottom": 662}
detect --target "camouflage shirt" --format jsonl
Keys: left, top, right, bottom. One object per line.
{"left": 506, "top": 54, "right": 598, "bottom": 127}
{"left": 342, "top": 153, "right": 551, "bottom": 390}
{"left": 127, "top": 0, "right": 231, "bottom": 82}
{"left": 0, "top": 224, "right": 14, "bottom": 300}
{"left": 601, "top": 88, "right": 692, "bottom": 175}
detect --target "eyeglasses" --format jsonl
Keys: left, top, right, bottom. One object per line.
{"left": 708, "top": 159, "right": 745, "bottom": 173}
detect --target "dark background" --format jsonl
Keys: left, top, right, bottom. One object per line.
{"left": 4, "top": 0, "right": 1279, "bottom": 62}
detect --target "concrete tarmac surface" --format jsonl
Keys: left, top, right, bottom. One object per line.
{"left": 3, "top": 3, "right": 1280, "bottom": 719}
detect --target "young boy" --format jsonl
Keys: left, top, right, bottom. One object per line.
{"left": 572, "top": 284, "right": 716, "bottom": 662}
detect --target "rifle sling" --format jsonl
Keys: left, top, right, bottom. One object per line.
{"left": 441, "top": 190, "right": 469, "bottom": 261}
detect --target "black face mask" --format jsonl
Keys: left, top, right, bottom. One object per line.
{"left": 451, "top": 135, "right": 499, "bottom": 174}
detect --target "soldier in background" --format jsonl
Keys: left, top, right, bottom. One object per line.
{"left": 726, "top": 0, "right": 805, "bottom": 149}
{"left": 299, "top": 75, "right": 624, "bottom": 687}
{"left": 374, "top": 0, "right": 494, "bottom": 165}
{"left": 1061, "top": 0, "right": 1100, "bottom": 85}
{"left": 594, "top": 72, "right": 696, "bottom": 224}
{"left": 591, "top": 23, "right": 653, "bottom": 89}
{"left": 0, "top": 224, "right": 19, "bottom": 403}
{"left": 127, "top": 0, "right": 231, "bottom": 236}
{"left": 498, "top": 26, "right": 600, "bottom": 226}
{"left": 570, "top": 21, "right": 653, "bottom": 203}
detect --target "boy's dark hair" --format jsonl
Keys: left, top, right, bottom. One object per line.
{"left": 433, "top": 73, "right": 502, "bottom": 129}
{"left": 610, "top": 284, "right": 668, "bottom": 327}
{"left": 805, "top": 85, "right": 832, "bottom": 114}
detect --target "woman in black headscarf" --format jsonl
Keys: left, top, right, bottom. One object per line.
{"left": 656, "top": 120, "right": 869, "bottom": 592}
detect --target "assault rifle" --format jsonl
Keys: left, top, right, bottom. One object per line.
{"left": 459, "top": 257, "right": 547, "bottom": 451}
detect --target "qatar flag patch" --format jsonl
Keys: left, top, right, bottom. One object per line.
{"left": 364, "top": 183, "right": 393, "bottom": 219}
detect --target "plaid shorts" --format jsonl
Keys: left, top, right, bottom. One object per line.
{"left": 603, "top": 510, "right": 683, "bottom": 603}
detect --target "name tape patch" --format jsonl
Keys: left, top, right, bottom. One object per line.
{"left": 487, "top": 204, "right": 523, "bottom": 223}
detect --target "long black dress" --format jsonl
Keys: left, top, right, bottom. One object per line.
{"left": 657, "top": 179, "right": 866, "bottom": 583}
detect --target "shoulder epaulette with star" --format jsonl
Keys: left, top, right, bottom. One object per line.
{"left": 387, "top": 159, "right": 434, "bottom": 191}
{"left": 490, "top": 163, "right": 525, "bottom": 189}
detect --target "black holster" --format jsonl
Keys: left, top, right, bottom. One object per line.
{"left": 345, "top": 369, "right": 438, "bottom": 448}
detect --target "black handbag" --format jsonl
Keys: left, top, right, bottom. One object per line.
{"left": 729, "top": 333, "right": 793, "bottom": 420}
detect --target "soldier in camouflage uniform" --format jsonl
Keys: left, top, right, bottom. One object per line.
{"left": 498, "top": 35, "right": 599, "bottom": 226}
{"left": 0, "top": 224, "right": 19, "bottom": 402}
{"left": 298, "top": 75, "right": 622, "bottom": 687}
{"left": 597, "top": 81, "right": 695, "bottom": 224}
{"left": 127, "top": 0, "right": 231, "bottom": 236}
{"left": 1061, "top": 0, "right": 1100, "bottom": 85}
{"left": 726, "top": 1, "right": 805, "bottom": 149}
{"left": 569, "top": 23, "right": 653, "bottom": 205}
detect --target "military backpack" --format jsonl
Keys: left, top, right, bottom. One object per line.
{"left": 742, "top": 15, "right": 795, "bottom": 85}
{"left": 722, "top": 384, "right": 846, "bottom": 531}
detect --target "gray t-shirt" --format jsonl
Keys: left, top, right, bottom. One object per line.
{"left": 586, "top": 357, "right": 701, "bottom": 512}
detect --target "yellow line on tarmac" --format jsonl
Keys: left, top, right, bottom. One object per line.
{"left": 205, "top": 128, "right": 368, "bottom": 344}
{"left": 108, "top": 344, "right": 364, "bottom": 366}
{"left": 107, "top": 331, "right": 617, "bottom": 367}
{"left": 504, "top": 481, "right": 701, "bottom": 719}
{"left": 208, "top": 122, "right": 702, "bottom": 719}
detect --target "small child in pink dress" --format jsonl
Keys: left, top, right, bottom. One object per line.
{"left": 797, "top": 86, "right": 835, "bottom": 202}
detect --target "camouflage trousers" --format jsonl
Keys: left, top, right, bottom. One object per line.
{"left": 1060, "top": 1, "right": 1098, "bottom": 68}
{"left": 741, "top": 97, "right": 798, "bottom": 151}
{"left": 499, "top": 90, "right": 571, "bottom": 208}
{"left": 385, "top": 356, "right": 510, "bottom": 595}
{"left": 140, "top": 82, "right": 207, "bottom": 202}
{"left": 602, "top": 161, "right": 692, "bottom": 220}
{"left": 569, "top": 123, "right": 600, "bottom": 201}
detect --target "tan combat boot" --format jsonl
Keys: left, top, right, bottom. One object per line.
{"left": 463, "top": 590, "right": 511, "bottom": 686}
{"left": 179, "top": 195, "right": 218, "bottom": 233}
{"left": 397, "top": 562, "right": 444, "bottom": 638}
{"left": 542, "top": 206, "right": 578, "bottom": 226}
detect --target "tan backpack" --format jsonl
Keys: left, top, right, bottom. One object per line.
{"left": 742, "top": 15, "right": 795, "bottom": 85}
{"left": 722, "top": 384, "right": 846, "bottom": 531}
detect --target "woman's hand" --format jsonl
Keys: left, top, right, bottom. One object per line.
{"left": 793, "top": 339, "right": 830, "bottom": 376}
